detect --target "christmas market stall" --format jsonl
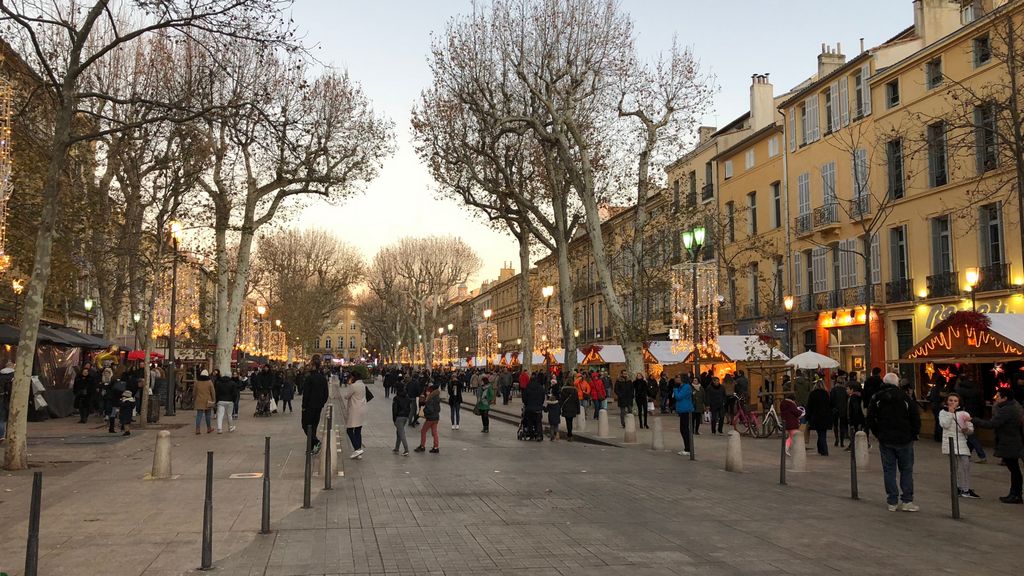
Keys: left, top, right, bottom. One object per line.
{"left": 680, "top": 335, "right": 789, "bottom": 405}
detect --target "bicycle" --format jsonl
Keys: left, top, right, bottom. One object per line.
{"left": 730, "top": 394, "right": 783, "bottom": 438}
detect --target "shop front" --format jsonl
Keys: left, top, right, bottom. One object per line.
{"left": 814, "top": 307, "right": 885, "bottom": 379}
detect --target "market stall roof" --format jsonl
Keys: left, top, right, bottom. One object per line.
{"left": 580, "top": 344, "right": 625, "bottom": 365}
{"left": 683, "top": 335, "right": 789, "bottom": 364}
{"left": 646, "top": 341, "right": 691, "bottom": 365}
{"left": 901, "top": 312, "right": 1024, "bottom": 363}
{"left": 550, "top": 348, "right": 584, "bottom": 364}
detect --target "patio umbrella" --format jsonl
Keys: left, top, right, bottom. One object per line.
{"left": 128, "top": 350, "right": 165, "bottom": 361}
{"left": 785, "top": 351, "right": 839, "bottom": 370}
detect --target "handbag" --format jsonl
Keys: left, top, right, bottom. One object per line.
{"left": 473, "top": 406, "right": 482, "bottom": 416}
{"left": 269, "top": 398, "right": 278, "bottom": 413}
{"left": 365, "top": 387, "right": 374, "bottom": 402}
{"left": 646, "top": 401, "right": 655, "bottom": 414}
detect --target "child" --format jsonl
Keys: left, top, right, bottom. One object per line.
{"left": 780, "top": 394, "right": 801, "bottom": 456}
{"left": 544, "top": 393, "right": 561, "bottom": 442}
{"left": 940, "top": 393, "right": 977, "bottom": 498}
{"left": 119, "top": 390, "right": 135, "bottom": 436}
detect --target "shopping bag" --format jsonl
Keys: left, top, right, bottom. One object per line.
{"left": 703, "top": 409, "right": 711, "bottom": 423}
{"left": 269, "top": 398, "right": 279, "bottom": 413}
{"left": 33, "top": 393, "right": 48, "bottom": 410}
{"left": 646, "top": 401, "right": 655, "bottom": 414}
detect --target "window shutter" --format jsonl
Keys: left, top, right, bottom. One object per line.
{"left": 812, "top": 247, "right": 827, "bottom": 293}
{"left": 870, "top": 233, "right": 881, "bottom": 285}
{"left": 798, "top": 173, "right": 811, "bottom": 215}
{"left": 794, "top": 251, "right": 803, "bottom": 296}
{"left": 829, "top": 82, "right": 839, "bottom": 132}
{"left": 839, "top": 242, "right": 850, "bottom": 290}
{"left": 822, "top": 162, "right": 836, "bottom": 204}
{"left": 979, "top": 206, "right": 992, "bottom": 266}
{"left": 789, "top": 108, "right": 797, "bottom": 151}
{"left": 974, "top": 106, "right": 985, "bottom": 174}
{"left": 861, "top": 63, "right": 872, "bottom": 116}
{"left": 839, "top": 77, "right": 850, "bottom": 126}
{"left": 806, "top": 96, "right": 820, "bottom": 141}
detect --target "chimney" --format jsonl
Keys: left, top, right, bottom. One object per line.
{"left": 457, "top": 283, "right": 468, "bottom": 299}
{"left": 914, "top": 0, "right": 967, "bottom": 45}
{"left": 698, "top": 126, "right": 716, "bottom": 144}
{"left": 498, "top": 262, "right": 515, "bottom": 282}
{"left": 817, "top": 43, "right": 846, "bottom": 79}
{"left": 749, "top": 74, "right": 774, "bottom": 132}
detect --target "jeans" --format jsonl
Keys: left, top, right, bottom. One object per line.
{"left": 232, "top": 397, "right": 239, "bottom": 417}
{"left": 710, "top": 407, "right": 724, "bottom": 433}
{"left": 346, "top": 426, "right": 363, "bottom": 451}
{"left": 194, "top": 409, "right": 211, "bottom": 430}
{"left": 678, "top": 413, "right": 692, "bottom": 452}
{"left": 815, "top": 429, "right": 829, "bottom": 455}
{"left": 635, "top": 398, "right": 648, "bottom": 428}
{"left": 966, "top": 434, "right": 987, "bottom": 460}
{"left": 619, "top": 404, "right": 633, "bottom": 428}
{"left": 565, "top": 416, "right": 574, "bottom": 438}
{"left": 215, "top": 401, "right": 234, "bottom": 432}
{"left": 593, "top": 399, "right": 604, "bottom": 420}
{"left": 282, "top": 399, "right": 292, "bottom": 412}
{"left": 419, "top": 420, "right": 439, "bottom": 448}
{"left": 955, "top": 455, "right": 972, "bottom": 490}
{"left": 661, "top": 395, "right": 672, "bottom": 413}
{"left": 1004, "top": 457, "right": 1023, "bottom": 497}
{"left": 879, "top": 442, "right": 915, "bottom": 505}
{"left": 394, "top": 417, "right": 408, "bottom": 452}
{"left": 450, "top": 402, "right": 461, "bottom": 426}
{"left": 480, "top": 410, "right": 489, "bottom": 431}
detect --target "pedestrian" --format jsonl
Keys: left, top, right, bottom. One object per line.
{"left": 846, "top": 381, "right": 865, "bottom": 446}
{"left": 500, "top": 368, "right": 512, "bottom": 405}
{"left": 447, "top": 373, "right": 463, "bottom": 430}
{"left": 705, "top": 377, "right": 726, "bottom": 434}
{"left": 0, "top": 364, "right": 11, "bottom": 441}
{"left": 781, "top": 395, "right": 801, "bottom": 455}
{"left": 476, "top": 376, "right": 495, "bottom": 433}
{"left": 574, "top": 371, "right": 591, "bottom": 416}
{"left": 590, "top": 371, "right": 606, "bottom": 420}
{"left": 545, "top": 392, "right": 562, "bottom": 441}
{"left": 831, "top": 375, "right": 849, "bottom": 448}
{"left": 118, "top": 390, "right": 135, "bottom": 435}
{"left": 74, "top": 366, "right": 93, "bottom": 423}
{"left": 392, "top": 387, "right": 411, "bottom": 455}
{"left": 805, "top": 381, "right": 832, "bottom": 456}
{"left": 341, "top": 372, "right": 367, "bottom": 459}
{"left": 659, "top": 373, "right": 672, "bottom": 414}
{"left": 940, "top": 393, "right": 978, "bottom": 498}
{"left": 415, "top": 384, "right": 441, "bottom": 453}
{"left": 734, "top": 370, "right": 750, "bottom": 405}
{"left": 691, "top": 377, "right": 705, "bottom": 436}
{"left": 214, "top": 369, "right": 237, "bottom": 434}
{"left": 614, "top": 371, "right": 634, "bottom": 428}
{"left": 193, "top": 369, "right": 215, "bottom": 435}
{"left": 673, "top": 377, "right": 694, "bottom": 456}
{"left": 866, "top": 372, "right": 922, "bottom": 512}
{"left": 406, "top": 375, "right": 422, "bottom": 427}
{"left": 280, "top": 375, "right": 295, "bottom": 413}
{"left": 634, "top": 373, "right": 649, "bottom": 429}
{"left": 301, "top": 356, "right": 329, "bottom": 455}
{"left": 965, "top": 387, "right": 1023, "bottom": 504}
{"left": 927, "top": 377, "right": 949, "bottom": 442}
{"left": 559, "top": 380, "right": 580, "bottom": 441}
{"left": 523, "top": 373, "right": 545, "bottom": 441}
{"left": 863, "top": 367, "right": 883, "bottom": 407}
{"left": 793, "top": 372, "right": 810, "bottom": 408}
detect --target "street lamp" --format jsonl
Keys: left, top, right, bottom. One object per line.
{"left": 132, "top": 312, "right": 142, "bottom": 351}
{"left": 256, "top": 305, "right": 267, "bottom": 357}
{"left": 447, "top": 323, "right": 454, "bottom": 331}
{"left": 681, "top": 225, "right": 707, "bottom": 378}
{"left": 964, "top": 267, "right": 979, "bottom": 311}
{"left": 83, "top": 297, "right": 94, "bottom": 335}
{"left": 783, "top": 295, "right": 795, "bottom": 357}
{"left": 166, "top": 220, "right": 183, "bottom": 416}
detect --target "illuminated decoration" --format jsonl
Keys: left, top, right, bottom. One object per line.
{"left": 991, "top": 363, "right": 1005, "bottom": 378}
{"left": 819, "top": 307, "right": 871, "bottom": 328}
{"left": 904, "top": 326, "right": 1024, "bottom": 360}
{"left": 924, "top": 362, "right": 935, "bottom": 380}
{"left": 533, "top": 307, "right": 562, "bottom": 355}
{"left": 580, "top": 345, "right": 604, "bottom": 366}
{"left": 0, "top": 73, "right": 12, "bottom": 274}
{"left": 399, "top": 346, "right": 411, "bottom": 364}
{"left": 477, "top": 321, "right": 498, "bottom": 363}
{"left": 432, "top": 331, "right": 459, "bottom": 366}
{"left": 153, "top": 261, "right": 203, "bottom": 341}
{"left": 670, "top": 261, "right": 719, "bottom": 356}
{"left": 413, "top": 342, "right": 425, "bottom": 365}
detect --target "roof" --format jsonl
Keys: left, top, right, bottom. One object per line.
{"left": 778, "top": 51, "right": 872, "bottom": 109}
{"left": 712, "top": 123, "right": 782, "bottom": 162}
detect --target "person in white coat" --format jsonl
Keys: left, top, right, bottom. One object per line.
{"left": 940, "top": 393, "right": 978, "bottom": 498}
{"left": 341, "top": 372, "right": 367, "bottom": 459}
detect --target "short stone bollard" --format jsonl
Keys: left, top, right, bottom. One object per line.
{"left": 597, "top": 409, "right": 610, "bottom": 438}
{"left": 151, "top": 430, "right": 173, "bottom": 479}
{"left": 651, "top": 418, "right": 664, "bottom": 450}
{"left": 623, "top": 413, "right": 638, "bottom": 444}
{"left": 854, "top": 431, "right": 869, "bottom": 470}
{"left": 577, "top": 409, "right": 588, "bottom": 433}
{"left": 791, "top": 430, "right": 807, "bottom": 472}
{"left": 725, "top": 431, "right": 743, "bottom": 472}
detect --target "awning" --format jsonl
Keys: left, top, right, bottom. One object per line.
{"left": 580, "top": 345, "right": 626, "bottom": 365}
{"left": 682, "top": 335, "right": 789, "bottom": 364}
{"left": 647, "top": 341, "right": 691, "bottom": 365}
{"left": 901, "top": 312, "right": 1024, "bottom": 363}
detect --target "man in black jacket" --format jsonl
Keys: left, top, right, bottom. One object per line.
{"left": 522, "top": 376, "right": 545, "bottom": 440}
{"left": 866, "top": 372, "right": 921, "bottom": 512}
{"left": 614, "top": 372, "right": 634, "bottom": 429}
{"left": 301, "top": 355, "right": 329, "bottom": 455}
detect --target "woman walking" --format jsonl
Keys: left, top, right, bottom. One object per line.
{"left": 633, "top": 373, "right": 649, "bottom": 429}
{"left": 392, "top": 387, "right": 411, "bottom": 455}
{"left": 781, "top": 395, "right": 801, "bottom": 455}
{"left": 214, "top": 369, "right": 236, "bottom": 433}
{"left": 691, "top": 377, "right": 705, "bottom": 436}
{"left": 476, "top": 376, "right": 495, "bottom": 433}
{"left": 280, "top": 376, "right": 295, "bottom": 413}
{"left": 559, "top": 381, "right": 580, "bottom": 441}
{"left": 415, "top": 384, "right": 442, "bottom": 453}
{"left": 805, "top": 381, "right": 832, "bottom": 456}
{"left": 940, "top": 393, "right": 978, "bottom": 498}
{"left": 193, "top": 370, "right": 215, "bottom": 435}
{"left": 447, "top": 375, "right": 463, "bottom": 430}
{"left": 966, "top": 387, "right": 1023, "bottom": 503}
{"left": 341, "top": 372, "right": 367, "bottom": 459}
{"left": 705, "top": 377, "right": 726, "bottom": 434}
{"left": 673, "top": 377, "right": 694, "bottom": 456}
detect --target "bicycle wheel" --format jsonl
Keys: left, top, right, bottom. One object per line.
{"left": 758, "top": 416, "right": 778, "bottom": 438}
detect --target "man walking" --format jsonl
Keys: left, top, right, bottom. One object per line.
{"left": 866, "top": 372, "right": 921, "bottom": 512}
{"left": 301, "top": 355, "right": 329, "bottom": 455}
{"left": 614, "top": 371, "right": 634, "bottom": 428}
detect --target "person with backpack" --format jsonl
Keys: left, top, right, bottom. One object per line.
{"left": 866, "top": 372, "right": 922, "bottom": 512}
{"left": 965, "top": 387, "right": 1023, "bottom": 503}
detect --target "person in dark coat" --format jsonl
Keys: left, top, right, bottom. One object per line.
{"left": 280, "top": 376, "right": 295, "bottom": 413}
{"left": 847, "top": 382, "right": 865, "bottom": 440}
{"left": 781, "top": 395, "right": 801, "bottom": 455}
{"left": 447, "top": 375, "right": 464, "bottom": 430}
{"left": 866, "top": 372, "right": 922, "bottom": 512}
{"left": 406, "top": 376, "right": 423, "bottom": 427}
{"left": 830, "top": 377, "right": 849, "bottom": 448}
{"left": 614, "top": 372, "right": 634, "bottom": 429}
{"left": 559, "top": 383, "right": 580, "bottom": 441}
{"left": 804, "top": 382, "right": 832, "bottom": 456}
{"left": 967, "top": 387, "right": 1024, "bottom": 503}
{"left": 301, "top": 356, "right": 329, "bottom": 455}
{"left": 523, "top": 377, "right": 546, "bottom": 441}
{"left": 391, "top": 388, "right": 411, "bottom": 455}
{"left": 634, "top": 373, "right": 649, "bottom": 429}
{"left": 74, "top": 366, "right": 94, "bottom": 423}
{"left": 704, "top": 377, "right": 726, "bottom": 434}
{"left": 659, "top": 374, "right": 673, "bottom": 414}
{"left": 544, "top": 392, "right": 562, "bottom": 441}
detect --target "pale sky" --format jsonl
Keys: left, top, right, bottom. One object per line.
{"left": 291, "top": 0, "right": 909, "bottom": 285}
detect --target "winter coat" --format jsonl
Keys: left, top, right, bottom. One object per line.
{"left": 476, "top": 382, "right": 495, "bottom": 411}
{"left": 447, "top": 380, "right": 464, "bottom": 404}
{"left": 0, "top": 368, "right": 12, "bottom": 414}
{"left": 301, "top": 371, "right": 329, "bottom": 427}
{"left": 280, "top": 381, "right": 294, "bottom": 401}
{"left": 939, "top": 409, "right": 972, "bottom": 455}
{"left": 193, "top": 375, "right": 216, "bottom": 410}
{"left": 544, "top": 396, "right": 561, "bottom": 425}
{"left": 392, "top": 393, "right": 411, "bottom": 421}
{"left": 574, "top": 375, "right": 591, "bottom": 400}
{"left": 673, "top": 383, "right": 694, "bottom": 414}
{"left": 633, "top": 378, "right": 648, "bottom": 401}
{"left": 590, "top": 376, "right": 607, "bottom": 401}
{"left": 559, "top": 385, "right": 580, "bottom": 418}
{"left": 691, "top": 383, "right": 705, "bottom": 412}
{"left": 781, "top": 398, "right": 801, "bottom": 431}
{"left": 214, "top": 377, "right": 235, "bottom": 403}
{"left": 804, "top": 388, "right": 832, "bottom": 431}
{"left": 659, "top": 377, "right": 672, "bottom": 399}
{"left": 704, "top": 383, "right": 726, "bottom": 409}
{"left": 972, "top": 398, "right": 1024, "bottom": 459}
{"left": 523, "top": 380, "right": 546, "bottom": 411}
{"left": 341, "top": 381, "right": 367, "bottom": 428}
{"left": 847, "top": 385, "right": 865, "bottom": 425}
{"left": 421, "top": 389, "right": 441, "bottom": 422}
{"left": 793, "top": 376, "right": 810, "bottom": 407}
{"left": 733, "top": 374, "right": 750, "bottom": 400}
{"left": 830, "top": 384, "right": 849, "bottom": 419}
{"left": 866, "top": 384, "right": 921, "bottom": 446}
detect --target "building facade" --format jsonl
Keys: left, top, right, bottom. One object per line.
{"left": 312, "top": 304, "right": 367, "bottom": 363}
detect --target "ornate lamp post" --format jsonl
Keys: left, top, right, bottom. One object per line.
{"left": 964, "top": 267, "right": 979, "bottom": 311}
{"left": 783, "top": 295, "right": 794, "bottom": 357}
{"left": 256, "top": 304, "right": 267, "bottom": 356}
{"left": 83, "top": 297, "right": 94, "bottom": 334}
{"left": 681, "top": 225, "right": 706, "bottom": 378}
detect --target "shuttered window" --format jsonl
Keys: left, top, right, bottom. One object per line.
{"left": 822, "top": 161, "right": 836, "bottom": 205}
{"left": 869, "top": 233, "right": 881, "bottom": 285}
{"left": 798, "top": 172, "right": 811, "bottom": 216}
{"left": 839, "top": 77, "right": 850, "bottom": 127}
{"left": 860, "top": 63, "right": 872, "bottom": 116}
{"left": 794, "top": 251, "right": 804, "bottom": 296}
{"left": 812, "top": 247, "right": 828, "bottom": 293}
{"left": 788, "top": 108, "right": 797, "bottom": 151}
{"left": 853, "top": 148, "right": 869, "bottom": 199}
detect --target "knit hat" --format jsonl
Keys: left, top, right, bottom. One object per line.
{"left": 882, "top": 372, "right": 900, "bottom": 385}
{"left": 200, "top": 369, "right": 209, "bottom": 377}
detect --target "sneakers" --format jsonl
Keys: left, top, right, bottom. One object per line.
{"left": 429, "top": 447, "right": 439, "bottom": 454}
{"left": 960, "top": 489, "right": 981, "bottom": 499}
{"left": 414, "top": 446, "right": 426, "bottom": 453}
{"left": 455, "top": 424, "right": 460, "bottom": 430}
{"left": 350, "top": 449, "right": 365, "bottom": 459}
{"left": 451, "top": 425, "right": 456, "bottom": 430}
{"left": 402, "top": 451, "right": 409, "bottom": 456}
{"left": 998, "top": 495, "right": 1023, "bottom": 504}
{"left": 677, "top": 450, "right": 690, "bottom": 456}
{"left": 392, "top": 448, "right": 399, "bottom": 454}
{"left": 229, "top": 426, "right": 237, "bottom": 432}
{"left": 311, "top": 441, "right": 322, "bottom": 455}
{"left": 899, "top": 502, "right": 919, "bottom": 512}
{"left": 887, "top": 503, "right": 899, "bottom": 512}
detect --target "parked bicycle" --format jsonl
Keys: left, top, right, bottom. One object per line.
{"left": 730, "top": 394, "right": 783, "bottom": 438}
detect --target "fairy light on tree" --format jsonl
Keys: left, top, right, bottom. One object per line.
{"left": 0, "top": 73, "right": 13, "bottom": 274}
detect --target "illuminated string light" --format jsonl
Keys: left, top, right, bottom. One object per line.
{"left": 670, "top": 261, "right": 719, "bottom": 356}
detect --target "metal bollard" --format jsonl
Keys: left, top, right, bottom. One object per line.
{"left": 261, "top": 436, "right": 271, "bottom": 534}
{"left": 849, "top": 435, "right": 859, "bottom": 500}
{"left": 948, "top": 437, "right": 961, "bottom": 519}
{"left": 303, "top": 425, "right": 313, "bottom": 509}
{"left": 325, "top": 406, "right": 333, "bottom": 490}
{"left": 779, "top": 430, "right": 787, "bottom": 486}
{"left": 24, "top": 471, "right": 42, "bottom": 576}
{"left": 200, "top": 451, "right": 214, "bottom": 570}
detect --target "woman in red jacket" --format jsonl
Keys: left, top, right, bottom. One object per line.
{"left": 589, "top": 372, "right": 606, "bottom": 420}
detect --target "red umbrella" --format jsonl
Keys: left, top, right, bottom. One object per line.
{"left": 127, "top": 350, "right": 164, "bottom": 361}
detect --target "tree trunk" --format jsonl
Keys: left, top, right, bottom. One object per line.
{"left": 516, "top": 227, "right": 533, "bottom": 373}
{"left": 4, "top": 95, "right": 76, "bottom": 470}
{"left": 213, "top": 223, "right": 233, "bottom": 374}
{"left": 555, "top": 239, "right": 576, "bottom": 374}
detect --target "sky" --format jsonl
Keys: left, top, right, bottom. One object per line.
{"left": 290, "top": 0, "right": 910, "bottom": 286}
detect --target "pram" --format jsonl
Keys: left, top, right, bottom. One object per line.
{"left": 254, "top": 388, "right": 273, "bottom": 417}
{"left": 516, "top": 406, "right": 544, "bottom": 441}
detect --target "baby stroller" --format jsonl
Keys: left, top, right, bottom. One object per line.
{"left": 254, "top": 388, "right": 273, "bottom": 417}
{"left": 516, "top": 406, "right": 544, "bottom": 441}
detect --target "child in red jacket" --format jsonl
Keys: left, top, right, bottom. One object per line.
{"left": 781, "top": 395, "right": 802, "bottom": 456}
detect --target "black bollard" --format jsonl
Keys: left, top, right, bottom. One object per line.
{"left": 303, "top": 425, "right": 313, "bottom": 509}
{"left": 24, "top": 471, "right": 42, "bottom": 576}
{"left": 779, "top": 430, "right": 787, "bottom": 486}
{"left": 688, "top": 414, "right": 695, "bottom": 461}
{"left": 261, "top": 436, "right": 271, "bottom": 534}
{"left": 849, "top": 434, "right": 859, "bottom": 500}
{"left": 948, "top": 437, "right": 961, "bottom": 519}
{"left": 200, "top": 451, "right": 213, "bottom": 570}
{"left": 325, "top": 406, "right": 333, "bottom": 490}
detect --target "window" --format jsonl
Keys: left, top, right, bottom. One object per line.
{"left": 832, "top": 242, "right": 843, "bottom": 291}
{"left": 886, "top": 138, "right": 905, "bottom": 199}
{"left": 687, "top": 170, "right": 697, "bottom": 207}
{"left": 853, "top": 65, "right": 873, "bottom": 118}
{"left": 927, "top": 122, "right": 948, "bottom": 187}
{"left": 811, "top": 247, "right": 828, "bottom": 293}
{"left": 797, "top": 172, "right": 811, "bottom": 216}
{"left": 975, "top": 103, "right": 998, "bottom": 174}
{"left": 703, "top": 162, "right": 714, "bottom": 199}
{"left": 799, "top": 103, "right": 808, "bottom": 145}
{"left": 768, "top": 135, "right": 780, "bottom": 158}
{"left": 794, "top": 250, "right": 804, "bottom": 297}
{"left": 803, "top": 329, "right": 817, "bottom": 353}
{"left": 821, "top": 161, "right": 836, "bottom": 205}
{"left": 931, "top": 215, "right": 953, "bottom": 274}
{"left": 824, "top": 87, "right": 834, "bottom": 132}
{"left": 962, "top": 1, "right": 981, "bottom": 24}
{"left": 315, "top": 338, "right": 321, "bottom": 349}
{"left": 788, "top": 107, "right": 797, "bottom": 151}
{"left": 802, "top": 95, "right": 820, "bottom": 143}
{"left": 974, "top": 34, "right": 991, "bottom": 67}
{"left": 869, "top": 233, "right": 881, "bottom": 285}
{"left": 672, "top": 179, "right": 680, "bottom": 212}
{"left": 838, "top": 238, "right": 860, "bottom": 289}
{"left": 747, "top": 191, "right": 758, "bottom": 235}
{"left": 889, "top": 226, "right": 908, "bottom": 281}
{"left": 350, "top": 336, "right": 356, "bottom": 349}
{"left": 853, "top": 148, "right": 869, "bottom": 200}
{"left": 749, "top": 263, "right": 760, "bottom": 316}
{"left": 773, "top": 257, "right": 784, "bottom": 304}
{"left": 838, "top": 77, "right": 850, "bottom": 126}
{"left": 744, "top": 149, "right": 755, "bottom": 170}
{"left": 725, "top": 201, "right": 735, "bottom": 242}
{"left": 926, "top": 58, "right": 943, "bottom": 89}
{"left": 324, "top": 337, "right": 332, "bottom": 349}
{"left": 885, "top": 79, "right": 900, "bottom": 108}
{"left": 350, "top": 322, "right": 356, "bottom": 331}
{"left": 979, "top": 203, "right": 1004, "bottom": 267}
{"left": 771, "top": 181, "right": 782, "bottom": 229}
{"left": 724, "top": 160, "right": 733, "bottom": 179}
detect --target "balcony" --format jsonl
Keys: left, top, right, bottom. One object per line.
{"left": 813, "top": 203, "right": 840, "bottom": 230}
{"left": 977, "top": 263, "right": 1010, "bottom": 292}
{"left": 814, "top": 291, "right": 840, "bottom": 310}
{"left": 850, "top": 195, "right": 872, "bottom": 221}
{"left": 926, "top": 271, "right": 959, "bottom": 298}
{"left": 701, "top": 183, "right": 714, "bottom": 201}
{"left": 886, "top": 278, "right": 914, "bottom": 303}
{"left": 718, "top": 305, "right": 735, "bottom": 322}
{"left": 838, "top": 285, "right": 881, "bottom": 307}
{"left": 738, "top": 303, "right": 762, "bottom": 320}
{"left": 795, "top": 213, "right": 812, "bottom": 236}
{"left": 797, "top": 293, "right": 815, "bottom": 313}
{"left": 573, "top": 281, "right": 601, "bottom": 300}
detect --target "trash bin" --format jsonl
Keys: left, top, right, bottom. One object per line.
{"left": 147, "top": 396, "right": 161, "bottom": 423}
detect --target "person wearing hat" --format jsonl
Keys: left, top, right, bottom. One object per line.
{"left": 119, "top": 390, "right": 136, "bottom": 436}
{"left": 866, "top": 372, "right": 921, "bottom": 512}
{"left": 193, "top": 369, "right": 216, "bottom": 435}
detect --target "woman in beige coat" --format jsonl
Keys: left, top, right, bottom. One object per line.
{"left": 193, "top": 369, "right": 216, "bottom": 434}
{"left": 341, "top": 372, "right": 367, "bottom": 459}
